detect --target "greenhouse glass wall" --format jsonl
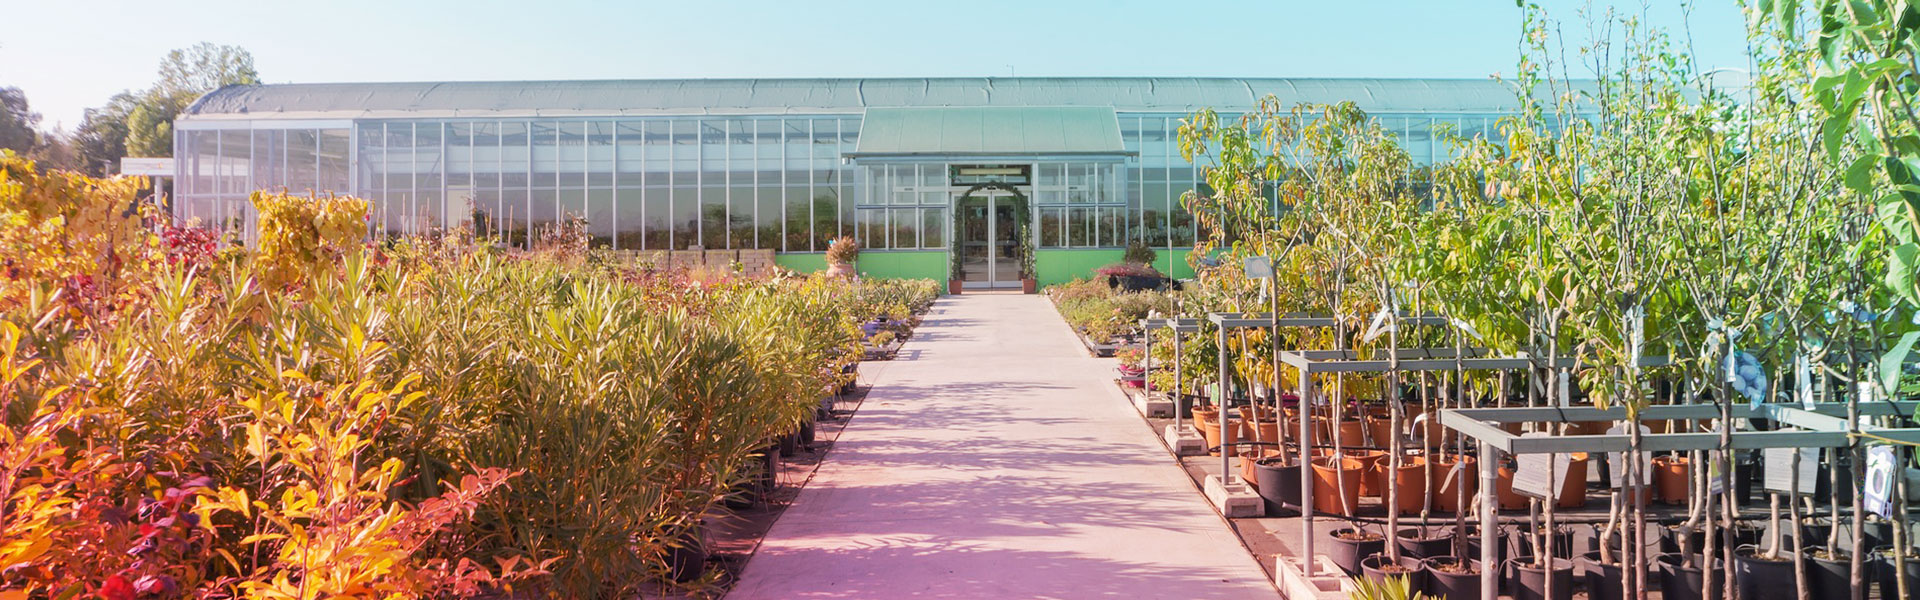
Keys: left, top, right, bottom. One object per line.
{"left": 172, "top": 78, "right": 1552, "bottom": 285}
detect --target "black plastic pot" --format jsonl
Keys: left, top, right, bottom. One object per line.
{"left": 1804, "top": 547, "right": 1851, "bottom": 600}
{"left": 1397, "top": 528, "right": 1456, "bottom": 559}
{"left": 1510, "top": 557, "right": 1574, "bottom": 600}
{"left": 1177, "top": 394, "right": 1199, "bottom": 419}
{"left": 1873, "top": 546, "right": 1920, "bottom": 600}
{"left": 1577, "top": 550, "right": 1650, "bottom": 600}
{"left": 1732, "top": 545, "right": 1798, "bottom": 600}
{"left": 778, "top": 430, "right": 799, "bottom": 457}
{"left": 1812, "top": 458, "right": 1853, "bottom": 505}
{"left": 1252, "top": 458, "right": 1301, "bottom": 516}
{"left": 1656, "top": 552, "right": 1723, "bottom": 600}
{"left": 1862, "top": 519, "right": 1894, "bottom": 550}
{"left": 798, "top": 417, "right": 816, "bottom": 447}
{"left": 1421, "top": 556, "right": 1482, "bottom": 600}
{"left": 1360, "top": 554, "right": 1427, "bottom": 591}
{"left": 664, "top": 525, "right": 707, "bottom": 583}
{"left": 1466, "top": 528, "right": 1511, "bottom": 569}
{"left": 1327, "top": 528, "right": 1386, "bottom": 576}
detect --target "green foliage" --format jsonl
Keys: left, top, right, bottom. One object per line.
{"left": 1123, "top": 239, "right": 1158, "bottom": 265}
{"left": 1347, "top": 574, "right": 1431, "bottom": 600}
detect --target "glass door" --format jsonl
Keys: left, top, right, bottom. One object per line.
{"left": 957, "top": 191, "right": 1023, "bottom": 289}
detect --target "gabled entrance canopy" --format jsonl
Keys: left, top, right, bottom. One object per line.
{"left": 846, "top": 106, "right": 1133, "bottom": 159}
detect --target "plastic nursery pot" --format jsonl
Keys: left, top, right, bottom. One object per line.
{"left": 1421, "top": 556, "right": 1482, "bottom": 600}
{"left": 1429, "top": 454, "right": 1478, "bottom": 513}
{"left": 1367, "top": 415, "right": 1398, "bottom": 448}
{"left": 1731, "top": 545, "right": 1798, "bottom": 600}
{"left": 1556, "top": 453, "right": 1591, "bottom": 509}
{"left": 1805, "top": 547, "right": 1852, "bottom": 600}
{"left": 1192, "top": 408, "right": 1241, "bottom": 457}
{"left": 1655, "top": 552, "right": 1723, "bottom": 600}
{"left": 1396, "top": 527, "right": 1454, "bottom": 559}
{"left": 1414, "top": 410, "right": 1449, "bottom": 449}
{"left": 1252, "top": 457, "right": 1303, "bottom": 516}
{"left": 1326, "top": 527, "right": 1386, "bottom": 575}
{"left": 1509, "top": 557, "right": 1575, "bottom": 600}
{"left": 663, "top": 524, "right": 709, "bottom": 583}
{"left": 1652, "top": 454, "right": 1690, "bottom": 505}
{"left": 1310, "top": 456, "right": 1367, "bottom": 516}
{"left": 1390, "top": 456, "right": 1431, "bottom": 516}
{"left": 1576, "top": 550, "right": 1652, "bottom": 600}
{"left": 1872, "top": 546, "right": 1920, "bottom": 600}
{"left": 1862, "top": 516, "right": 1895, "bottom": 550}
{"left": 778, "top": 429, "right": 800, "bottom": 457}
{"left": 1346, "top": 449, "right": 1387, "bottom": 498}
{"left": 1241, "top": 417, "right": 1281, "bottom": 447}
{"left": 1238, "top": 448, "right": 1283, "bottom": 489}
{"left": 1360, "top": 553, "right": 1428, "bottom": 591}
{"left": 798, "top": 417, "right": 816, "bottom": 447}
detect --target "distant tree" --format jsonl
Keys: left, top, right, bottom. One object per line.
{"left": 73, "top": 92, "right": 137, "bottom": 176}
{"left": 0, "top": 87, "right": 41, "bottom": 155}
{"left": 156, "top": 42, "right": 259, "bottom": 97}
{"left": 125, "top": 89, "right": 197, "bottom": 158}
{"left": 81, "top": 43, "right": 261, "bottom": 162}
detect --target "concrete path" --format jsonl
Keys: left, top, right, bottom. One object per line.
{"left": 729, "top": 294, "right": 1277, "bottom": 599}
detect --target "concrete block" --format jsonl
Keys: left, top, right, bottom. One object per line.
{"left": 1131, "top": 391, "right": 1173, "bottom": 418}
{"left": 1163, "top": 424, "right": 1207, "bottom": 457}
{"left": 1203, "top": 475, "right": 1264, "bottom": 518}
{"left": 704, "top": 249, "right": 739, "bottom": 270}
{"left": 1274, "top": 555, "right": 1353, "bottom": 600}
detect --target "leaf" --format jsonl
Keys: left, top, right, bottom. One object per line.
{"left": 1882, "top": 330, "right": 1920, "bottom": 393}
{"left": 1824, "top": 117, "right": 1851, "bottom": 159}
{"left": 1847, "top": 154, "right": 1879, "bottom": 192}
{"left": 1887, "top": 244, "right": 1920, "bottom": 305}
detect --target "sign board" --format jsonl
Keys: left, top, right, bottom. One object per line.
{"left": 1864, "top": 445, "right": 1898, "bottom": 518}
{"left": 1762, "top": 446, "right": 1820, "bottom": 494}
{"left": 1241, "top": 256, "right": 1273, "bottom": 279}
{"left": 1512, "top": 432, "right": 1572, "bottom": 500}
{"left": 120, "top": 157, "right": 174, "bottom": 177}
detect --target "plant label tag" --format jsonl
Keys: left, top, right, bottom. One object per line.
{"left": 1864, "top": 445, "right": 1898, "bottom": 518}
{"left": 1361, "top": 309, "right": 1394, "bottom": 344}
{"left": 1604, "top": 423, "right": 1653, "bottom": 488}
{"left": 1796, "top": 353, "right": 1814, "bottom": 410}
{"left": 1762, "top": 446, "right": 1820, "bottom": 494}
{"left": 1512, "top": 433, "right": 1569, "bottom": 500}
{"left": 1242, "top": 256, "right": 1273, "bottom": 279}
{"left": 1707, "top": 451, "right": 1726, "bottom": 496}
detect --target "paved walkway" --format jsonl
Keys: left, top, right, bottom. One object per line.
{"left": 730, "top": 294, "right": 1277, "bottom": 599}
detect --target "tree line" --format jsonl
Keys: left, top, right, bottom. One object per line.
{"left": 0, "top": 42, "right": 258, "bottom": 176}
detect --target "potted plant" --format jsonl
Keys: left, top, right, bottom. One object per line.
{"left": 825, "top": 236, "right": 858, "bottom": 278}
{"left": 1018, "top": 222, "right": 1037, "bottom": 294}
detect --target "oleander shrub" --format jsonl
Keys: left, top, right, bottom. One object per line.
{"left": 0, "top": 157, "right": 867, "bottom": 599}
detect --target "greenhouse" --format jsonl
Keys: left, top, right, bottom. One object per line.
{"left": 170, "top": 77, "right": 1545, "bottom": 288}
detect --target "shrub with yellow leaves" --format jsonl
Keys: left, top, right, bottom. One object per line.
{"left": 250, "top": 190, "right": 368, "bottom": 290}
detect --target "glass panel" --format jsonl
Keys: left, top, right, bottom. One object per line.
{"left": 959, "top": 199, "right": 990, "bottom": 284}
{"left": 1068, "top": 206, "right": 1093, "bottom": 247}
{"left": 858, "top": 208, "right": 888, "bottom": 250}
{"left": 920, "top": 207, "right": 945, "bottom": 249}
{"left": 889, "top": 208, "right": 919, "bottom": 249}
{"left": 319, "top": 129, "right": 349, "bottom": 195}
{"left": 1098, "top": 206, "right": 1124, "bottom": 247}
{"left": 990, "top": 198, "right": 1019, "bottom": 284}
{"left": 783, "top": 119, "right": 811, "bottom": 251}
{"left": 1040, "top": 207, "right": 1065, "bottom": 248}
{"left": 586, "top": 189, "right": 613, "bottom": 248}
{"left": 729, "top": 120, "right": 756, "bottom": 249}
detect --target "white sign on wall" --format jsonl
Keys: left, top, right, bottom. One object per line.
{"left": 120, "top": 157, "right": 174, "bottom": 177}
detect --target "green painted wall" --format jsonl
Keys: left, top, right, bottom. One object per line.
{"left": 856, "top": 251, "right": 947, "bottom": 280}
{"left": 775, "top": 253, "right": 828, "bottom": 273}
{"left": 777, "top": 246, "right": 1198, "bottom": 285}
{"left": 1034, "top": 249, "right": 1123, "bottom": 287}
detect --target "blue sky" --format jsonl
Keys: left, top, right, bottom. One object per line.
{"left": 2, "top": 1, "right": 1750, "bottom": 131}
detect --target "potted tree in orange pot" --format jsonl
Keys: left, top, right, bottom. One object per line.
{"left": 1018, "top": 222, "right": 1037, "bottom": 294}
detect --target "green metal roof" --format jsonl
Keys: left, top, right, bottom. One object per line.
{"left": 847, "top": 106, "right": 1128, "bottom": 158}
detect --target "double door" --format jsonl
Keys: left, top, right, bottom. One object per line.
{"left": 958, "top": 191, "right": 1022, "bottom": 289}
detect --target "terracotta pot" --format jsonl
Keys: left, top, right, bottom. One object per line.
{"left": 947, "top": 279, "right": 963, "bottom": 295}
{"left": 1430, "top": 454, "right": 1479, "bottom": 513}
{"left": 826, "top": 262, "right": 856, "bottom": 278}
{"left": 1021, "top": 278, "right": 1036, "bottom": 294}
{"left": 1346, "top": 449, "right": 1387, "bottom": 497}
{"left": 1243, "top": 418, "right": 1282, "bottom": 446}
{"left": 1367, "top": 416, "right": 1398, "bottom": 448}
{"left": 1569, "top": 421, "right": 1611, "bottom": 436}
{"left": 1390, "top": 455, "right": 1430, "bottom": 515}
{"left": 1413, "top": 410, "right": 1449, "bottom": 448}
{"left": 1557, "top": 453, "right": 1590, "bottom": 508}
{"left": 1193, "top": 408, "right": 1240, "bottom": 457}
{"left": 1653, "top": 455, "right": 1689, "bottom": 505}
{"left": 1496, "top": 465, "right": 1529, "bottom": 510}
{"left": 1311, "top": 456, "right": 1367, "bottom": 516}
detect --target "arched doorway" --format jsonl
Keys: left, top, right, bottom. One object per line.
{"left": 951, "top": 182, "right": 1032, "bottom": 290}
